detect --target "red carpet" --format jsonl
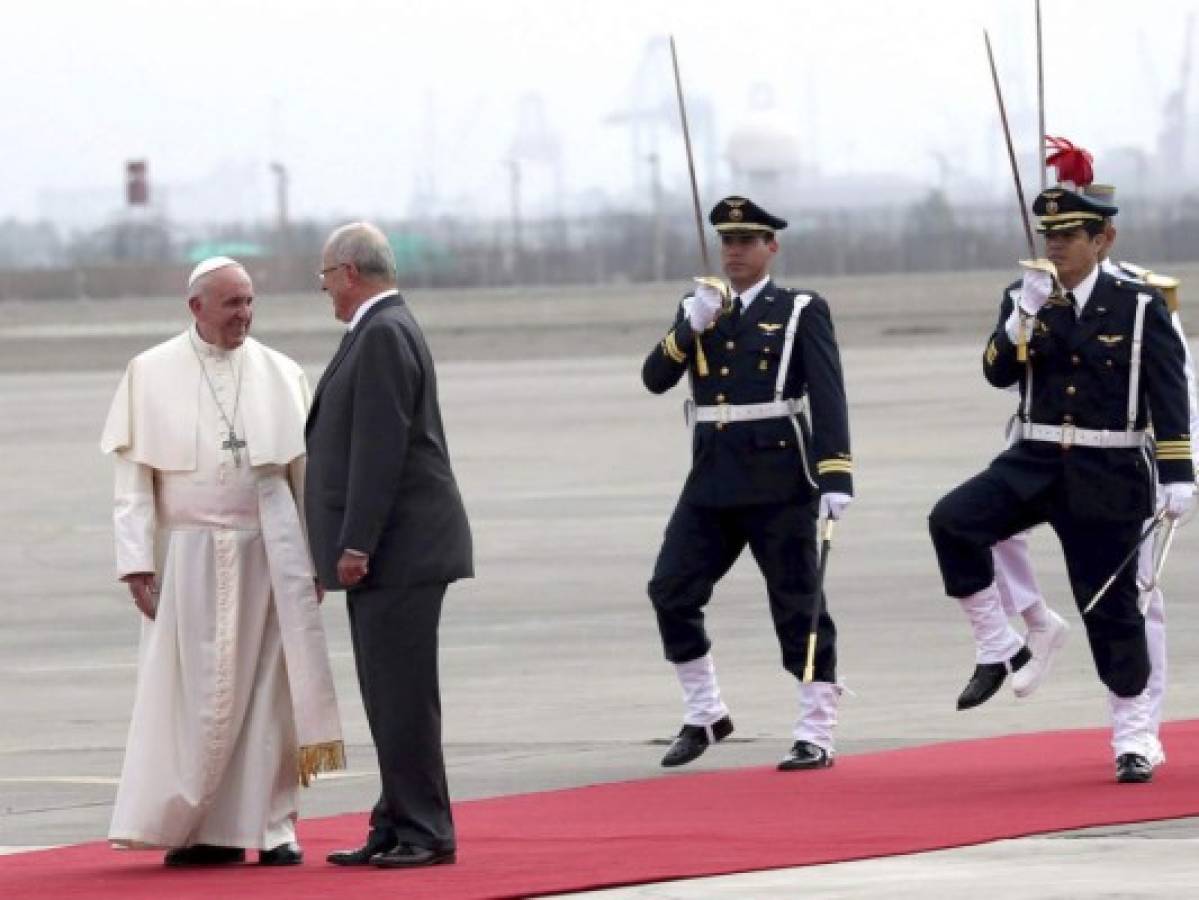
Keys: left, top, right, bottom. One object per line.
{"left": 3, "top": 720, "right": 1198, "bottom": 899}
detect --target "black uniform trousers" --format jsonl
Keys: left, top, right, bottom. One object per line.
{"left": 346, "top": 581, "right": 455, "bottom": 852}
{"left": 929, "top": 462, "right": 1149, "bottom": 698}
{"left": 648, "top": 495, "right": 836, "bottom": 682}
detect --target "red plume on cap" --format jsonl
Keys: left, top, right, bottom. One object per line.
{"left": 1045, "top": 137, "right": 1094, "bottom": 188}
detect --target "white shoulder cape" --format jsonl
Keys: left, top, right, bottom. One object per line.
{"left": 99, "top": 330, "right": 310, "bottom": 470}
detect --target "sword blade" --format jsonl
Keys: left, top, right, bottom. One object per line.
{"left": 984, "top": 30, "right": 1037, "bottom": 257}
{"left": 669, "top": 35, "right": 712, "bottom": 274}
{"left": 1036, "top": 0, "right": 1047, "bottom": 191}
{"left": 1083, "top": 511, "right": 1166, "bottom": 614}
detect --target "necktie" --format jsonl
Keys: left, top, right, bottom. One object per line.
{"left": 728, "top": 296, "right": 743, "bottom": 326}
{"left": 1066, "top": 291, "right": 1078, "bottom": 318}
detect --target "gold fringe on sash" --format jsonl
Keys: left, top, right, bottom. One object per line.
{"left": 298, "top": 740, "right": 347, "bottom": 787}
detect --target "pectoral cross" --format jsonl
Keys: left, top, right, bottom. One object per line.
{"left": 222, "top": 431, "right": 247, "bottom": 467}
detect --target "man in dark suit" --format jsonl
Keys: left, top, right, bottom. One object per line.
{"left": 642, "top": 196, "right": 854, "bottom": 772}
{"left": 304, "top": 222, "right": 472, "bottom": 867}
{"left": 928, "top": 185, "right": 1194, "bottom": 783}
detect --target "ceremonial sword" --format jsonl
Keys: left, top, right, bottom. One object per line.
{"left": 802, "top": 519, "right": 835, "bottom": 683}
{"left": 1035, "top": 0, "right": 1047, "bottom": 191}
{"left": 668, "top": 35, "right": 727, "bottom": 377}
{"left": 984, "top": 29, "right": 1058, "bottom": 363}
{"left": 1083, "top": 510, "right": 1167, "bottom": 614}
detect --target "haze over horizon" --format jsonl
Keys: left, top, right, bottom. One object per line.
{"left": 4, "top": 0, "right": 1198, "bottom": 228}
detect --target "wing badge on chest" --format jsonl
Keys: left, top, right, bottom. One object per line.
{"left": 758, "top": 323, "right": 783, "bottom": 334}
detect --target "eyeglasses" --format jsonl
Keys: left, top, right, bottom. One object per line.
{"left": 317, "top": 263, "right": 348, "bottom": 282}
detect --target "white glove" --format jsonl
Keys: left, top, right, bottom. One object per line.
{"left": 1018, "top": 269, "right": 1052, "bottom": 316}
{"left": 688, "top": 282, "right": 723, "bottom": 332}
{"left": 1161, "top": 481, "right": 1195, "bottom": 520}
{"left": 819, "top": 492, "right": 852, "bottom": 521}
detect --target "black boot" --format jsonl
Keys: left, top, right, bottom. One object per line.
{"left": 660, "top": 716, "right": 734, "bottom": 767}
{"left": 956, "top": 646, "right": 1031, "bottom": 710}
{"left": 777, "top": 740, "right": 834, "bottom": 771}
{"left": 1115, "top": 753, "right": 1154, "bottom": 784}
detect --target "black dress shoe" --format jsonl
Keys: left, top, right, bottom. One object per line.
{"left": 660, "top": 716, "right": 734, "bottom": 767}
{"left": 1116, "top": 753, "right": 1154, "bottom": 784}
{"left": 326, "top": 830, "right": 398, "bottom": 866}
{"left": 163, "top": 844, "right": 246, "bottom": 867}
{"left": 956, "top": 646, "right": 1031, "bottom": 710}
{"left": 371, "top": 843, "right": 457, "bottom": 868}
{"left": 778, "top": 740, "right": 834, "bottom": 771}
{"left": 259, "top": 841, "right": 303, "bottom": 865}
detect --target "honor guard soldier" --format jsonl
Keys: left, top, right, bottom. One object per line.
{"left": 928, "top": 171, "right": 1195, "bottom": 783}
{"left": 985, "top": 147, "right": 1198, "bottom": 780}
{"left": 642, "top": 196, "right": 854, "bottom": 772}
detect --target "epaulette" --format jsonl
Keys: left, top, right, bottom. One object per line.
{"left": 1115, "top": 260, "right": 1180, "bottom": 312}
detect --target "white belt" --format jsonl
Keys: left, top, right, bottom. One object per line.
{"left": 1020, "top": 422, "right": 1146, "bottom": 449}
{"left": 691, "top": 398, "right": 805, "bottom": 425}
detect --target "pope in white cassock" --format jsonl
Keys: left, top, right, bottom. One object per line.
{"left": 100, "top": 257, "right": 345, "bottom": 867}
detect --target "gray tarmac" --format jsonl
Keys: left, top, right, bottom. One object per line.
{"left": 0, "top": 267, "right": 1196, "bottom": 895}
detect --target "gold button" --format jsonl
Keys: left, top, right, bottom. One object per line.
{"left": 1107, "top": 359, "right": 1114, "bottom": 367}
{"left": 763, "top": 347, "right": 772, "bottom": 354}
{"left": 715, "top": 393, "right": 726, "bottom": 403}
{"left": 1066, "top": 385, "right": 1076, "bottom": 396}
{"left": 1071, "top": 354, "right": 1081, "bottom": 365}
{"left": 725, "top": 341, "right": 735, "bottom": 350}
{"left": 719, "top": 366, "right": 729, "bottom": 376}
{"left": 778, "top": 440, "right": 787, "bottom": 448}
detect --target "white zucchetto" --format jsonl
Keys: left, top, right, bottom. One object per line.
{"left": 188, "top": 256, "right": 241, "bottom": 290}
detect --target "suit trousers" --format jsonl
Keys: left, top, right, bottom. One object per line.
{"left": 929, "top": 467, "right": 1149, "bottom": 698}
{"left": 347, "top": 581, "right": 455, "bottom": 851}
{"left": 647, "top": 496, "right": 836, "bottom": 682}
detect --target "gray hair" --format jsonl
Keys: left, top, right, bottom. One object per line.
{"left": 325, "top": 222, "right": 397, "bottom": 282}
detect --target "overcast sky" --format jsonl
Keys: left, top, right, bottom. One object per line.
{"left": 3, "top": 0, "right": 1198, "bottom": 224}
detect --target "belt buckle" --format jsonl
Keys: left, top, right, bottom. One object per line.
{"left": 1060, "top": 422, "right": 1075, "bottom": 449}
{"left": 718, "top": 402, "right": 732, "bottom": 425}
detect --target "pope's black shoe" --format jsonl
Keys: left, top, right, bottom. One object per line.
{"left": 259, "top": 842, "right": 303, "bottom": 865}
{"left": 956, "top": 646, "right": 1032, "bottom": 710}
{"left": 163, "top": 844, "right": 246, "bottom": 867}
{"left": 371, "top": 843, "right": 457, "bottom": 868}
{"left": 1115, "top": 753, "right": 1154, "bottom": 784}
{"left": 660, "top": 716, "right": 734, "bottom": 767}
{"left": 777, "top": 740, "right": 834, "bottom": 771}
{"left": 326, "top": 829, "right": 397, "bottom": 866}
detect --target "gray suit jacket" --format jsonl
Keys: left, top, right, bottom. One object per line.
{"left": 304, "top": 293, "right": 473, "bottom": 590}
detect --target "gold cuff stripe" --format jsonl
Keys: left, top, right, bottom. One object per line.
{"left": 1157, "top": 440, "right": 1191, "bottom": 448}
{"left": 817, "top": 462, "right": 854, "bottom": 474}
{"left": 1157, "top": 451, "right": 1192, "bottom": 460}
{"left": 663, "top": 333, "right": 687, "bottom": 364}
